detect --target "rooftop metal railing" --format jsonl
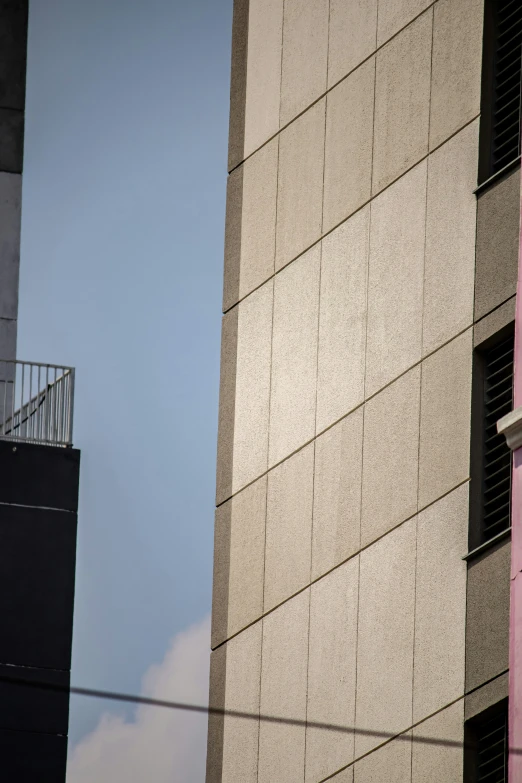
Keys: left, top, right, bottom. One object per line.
{"left": 0, "top": 360, "right": 75, "bottom": 447}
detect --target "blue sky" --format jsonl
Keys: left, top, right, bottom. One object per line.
{"left": 19, "top": 0, "right": 231, "bottom": 764}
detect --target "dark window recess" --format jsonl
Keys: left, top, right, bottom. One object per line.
{"left": 482, "top": 334, "right": 514, "bottom": 541}
{"left": 490, "top": 0, "right": 522, "bottom": 176}
{"left": 476, "top": 710, "right": 508, "bottom": 782}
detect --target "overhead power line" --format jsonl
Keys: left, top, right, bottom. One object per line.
{"left": 0, "top": 671, "right": 518, "bottom": 755}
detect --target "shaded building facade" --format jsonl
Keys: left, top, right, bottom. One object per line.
{"left": 0, "top": 3, "right": 80, "bottom": 780}
{"left": 208, "top": 0, "right": 520, "bottom": 781}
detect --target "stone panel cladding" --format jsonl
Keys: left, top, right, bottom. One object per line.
{"left": 207, "top": 0, "right": 503, "bottom": 781}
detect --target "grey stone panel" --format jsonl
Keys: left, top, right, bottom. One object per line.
{"left": 223, "top": 138, "right": 278, "bottom": 312}
{"left": 327, "top": 0, "right": 377, "bottom": 88}
{"left": 323, "top": 58, "right": 375, "bottom": 235}
{"left": 269, "top": 246, "right": 320, "bottom": 467}
{"left": 205, "top": 645, "right": 227, "bottom": 783}
{"left": 423, "top": 121, "right": 478, "bottom": 356}
{"left": 222, "top": 168, "right": 242, "bottom": 313}
{"left": 306, "top": 559, "right": 358, "bottom": 782}
{"left": 221, "top": 624, "right": 262, "bottom": 783}
{"left": 329, "top": 768, "right": 354, "bottom": 783}
{"left": 465, "top": 538, "right": 511, "bottom": 692}
{"left": 465, "top": 672, "right": 509, "bottom": 721}
{"left": 0, "top": 172, "right": 21, "bottom": 320}
{"left": 474, "top": 164, "right": 520, "bottom": 321}
{"left": 366, "top": 161, "right": 426, "bottom": 397}
{"left": 473, "top": 296, "right": 515, "bottom": 347}
{"left": 411, "top": 702, "right": 464, "bottom": 783}
{"left": 0, "top": 1, "right": 28, "bottom": 111}
{"left": 418, "top": 329, "right": 472, "bottom": 510}
{"left": 316, "top": 207, "right": 369, "bottom": 432}
{"left": 355, "top": 519, "right": 416, "bottom": 757}
{"left": 243, "top": 0, "right": 283, "bottom": 160}
{"left": 377, "top": 0, "right": 432, "bottom": 46}
{"left": 216, "top": 281, "right": 273, "bottom": 503}
{"left": 264, "top": 444, "right": 313, "bottom": 612}
{"left": 258, "top": 591, "right": 309, "bottom": 783}
{"left": 413, "top": 484, "right": 468, "bottom": 722}
{"left": 211, "top": 503, "right": 231, "bottom": 651}
{"left": 275, "top": 99, "right": 325, "bottom": 272}
{"left": 227, "top": 0, "right": 249, "bottom": 172}
{"left": 232, "top": 282, "right": 273, "bottom": 494}
{"left": 312, "top": 408, "right": 363, "bottom": 581}
{"left": 361, "top": 366, "right": 420, "bottom": 548}
{"left": 280, "top": 0, "right": 328, "bottom": 128}
{"left": 0, "top": 108, "right": 24, "bottom": 173}
{"left": 429, "top": 0, "right": 483, "bottom": 150}
{"left": 0, "top": 316, "right": 16, "bottom": 360}
{"left": 372, "top": 11, "right": 432, "bottom": 194}
{"left": 211, "top": 475, "right": 266, "bottom": 648}
{"left": 215, "top": 309, "right": 238, "bottom": 506}
{"left": 354, "top": 734, "right": 412, "bottom": 783}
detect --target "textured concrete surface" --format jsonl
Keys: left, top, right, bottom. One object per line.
{"left": 215, "top": 308, "right": 238, "bottom": 505}
{"left": 221, "top": 624, "right": 262, "bottom": 783}
{"left": 206, "top": 645, "right": 227, "bottom": 783}
{"left": 475, "top": 165, "right": 520, "bottom": 321}
{"left": 225, "top": 139, "right": 278, "bottom": 310}
{"left": 411, "top": 701, "right": 464, "bottom": 783}
{"left": 323, "top": 59, "right": 375, "bottom": 233}
{"left": 227, "top": 0, "right": 249, "bottom": 172}
{"left": 474, "top": 295, "right": 515, "bottom": 347}
{"left": 264, "top": 444, "right": 314, "bottom": 611}
{"left": 354, "top": 734, "right": 412, "bottom": 783}
{"left": 312, "top": 408, "right": 363, "bottom": 581}
{"left": 418, "top": 329, "right": 472, "bottom": 509}
{"left": 366, "top": 161, "right": 426, "bottom": 397}
{"left": 423, "top": 121, "right": 478, "bottom": 355}
{"left": 222, "top": 167, "right": 243, "bottom": 313}
{"left": 0, "top": 172, "right": 21, "bottom": 321}
{"left": 429, "top": 0, "right": 483, "bottom": 150}
{"left": 465, "top": 672, "right": 509, "bottom": 720}
{"left": 269, "top": 246, "right": 320, "bottom": 467}
{"left": 377, "top": 0, "right": 432, "bottom": 46}
{"left": 328, "top": 0, "right": 377, "bottom": 88}
{"left": 362, "top": 366, "right": 420, "bottom": 547}
{"left": 316, "top": 207, "right": 369, "bottom": 432}
{"left": 275, "top": 99, "right": 325, "bottom": 271}
{"left": 413, "top": 484, "right": 468, "bottom": 720}
{"left": 212, "top": 476, "right": 266, "bottom": 647}
{"left": 243, "top": 0, "right": 283, "bottom": 160}
{"left": 306, "top": 559, "right": 358, "bottom": 782}
{"left": 280, "top": 0, "right": 328, "bottom": 127}
{"left": 372, "top": 11, "right": 432, "bottom": 193}
{"left": 466, "top": 539, "right": 511, "bottom": 692}
{"left": 231, "top": 281, "right": 273, "bottom": 495}
{"left": 329, "top": 768, "right": 354, "bottom": 783}
{"left": 258, "top": 591, "right": 309, "bottom": 783}
{"left": 355, "top": 519, "right": 416, "bottom": 756}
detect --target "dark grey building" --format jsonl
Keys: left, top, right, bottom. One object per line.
{"left": 0, "top": 4, "right": 80, "bottom": 780}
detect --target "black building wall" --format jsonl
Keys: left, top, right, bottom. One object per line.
{"left": 0, "top": 441, "right": 80, "bottom": 781}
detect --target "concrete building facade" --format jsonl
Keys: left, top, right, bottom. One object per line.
{"left": 208, "top": 0, "right": 519, "bottom": 780}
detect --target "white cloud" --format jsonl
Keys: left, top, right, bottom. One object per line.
{"left": 67, "top": 615, "right": 211, "bottom": 783}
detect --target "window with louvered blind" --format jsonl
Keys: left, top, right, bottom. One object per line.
{"left": 482, "top": 334, "right": 514, "bottom": 542}
{"left": 469, "top": 327, "right": 514, "bottom": 550}
{"left": 476, "top": 710, "right": 508, "bottom": 782}
{"left": 479, "top": 0, "right": 522, "bottom": 182}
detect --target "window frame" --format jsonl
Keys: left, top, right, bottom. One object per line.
{"left": 469, "top": 323, "right": 514, "bottom": 552}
